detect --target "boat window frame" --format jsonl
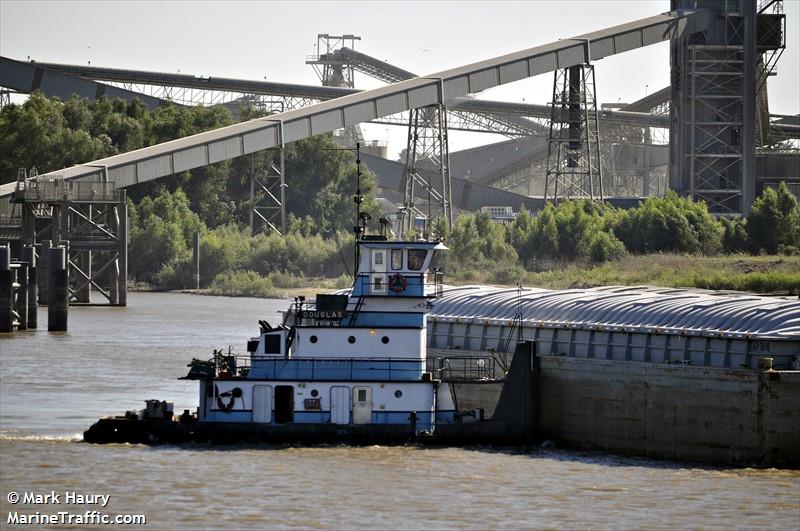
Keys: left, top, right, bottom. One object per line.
{"left": 407, "top": 249, "right": 427, "bottom": 271}
{"left": 391, "top": 249, "right": 403, "bottom": 270}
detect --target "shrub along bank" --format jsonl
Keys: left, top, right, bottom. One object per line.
{"left": 130, "top": 184, "right": 800, "bottom": 296}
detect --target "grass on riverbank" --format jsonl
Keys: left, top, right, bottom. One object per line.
{"left": 207, "top": 270, "right": 351, "bottom": 298}
{"left": 189, "top": 254, "right": 800, "bottom": 297}
{"left": 485, "top": 254, "right": 800, "bottom": 293}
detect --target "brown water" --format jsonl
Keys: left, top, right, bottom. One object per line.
{"left": 1, "top": 293, "right": 798, "bottom": 530}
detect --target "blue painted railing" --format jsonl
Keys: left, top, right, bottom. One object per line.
{"left": 247, "top": 357, "right": 425, "bottom": 381}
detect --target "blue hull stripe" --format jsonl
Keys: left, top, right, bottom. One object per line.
{"left": 203, "top": 409, "right": 457, "bottom": 430}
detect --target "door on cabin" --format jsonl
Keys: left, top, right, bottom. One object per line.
{"left": 330, "top": 386, "right": 350, "bottom": 424}
{"left": 352, "top": 386, "right": 372, "bottom": 424}
{"left": 274, "top": 385, "right": 294, "bottom": 423}
{"left": 252, "top": 385, "right": 273, "bottom": 423}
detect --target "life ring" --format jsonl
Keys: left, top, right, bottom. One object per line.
{"left": 215, "top": 385, "right": 243, "bottom": 412}
{"left": 388, "top": 273, "right": 407, "bottom": 293}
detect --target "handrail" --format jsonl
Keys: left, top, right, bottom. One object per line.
{"left": 205, "top": 353, "right": 505, "bottom": 383}
{"left": 429, "top": 355, "right": 506, "bottom": 382}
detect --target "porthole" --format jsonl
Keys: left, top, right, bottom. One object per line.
{"left": 310, "top": 335, "right": 318, "bottom": 344}
{"left": 310, "top": 389, "right": 319, "bottom": 397}
{"left": 394, "top": 390, "right": 403, "bottom": 398}
{"left": 348, "top": 336, "right": 356, "bottom": 344}
{"left": 382, "top": 336, "right": 390, "bottom": 344}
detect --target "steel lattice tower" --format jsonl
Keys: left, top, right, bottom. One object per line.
{"left": 544, "top": 64, "right": 604, "bottom": 203}
{"left": 400, "top": 105, "right": 453, "bottom": 238}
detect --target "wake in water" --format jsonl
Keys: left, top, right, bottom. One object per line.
{"left": 0, "top": 429, "right": 84, "bottom": 443}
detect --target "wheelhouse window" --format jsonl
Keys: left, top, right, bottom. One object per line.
{"left": 373, "top": 251, "right": 384, "bottom": 266}
{"left": 407, "top": 249, "right": 426, "bottom": 271}
{"left": 265, "top": 334, "right": 281, "bottom": 354}
{"left": 391, "top": 249, "right": 403, "bottom": 270}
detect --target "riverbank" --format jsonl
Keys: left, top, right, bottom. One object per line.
{"left": 503, "top": 254, "right": 800, "bottom": 293}
{"left": 141, "top": 254, "right": 800, "bottom": 298}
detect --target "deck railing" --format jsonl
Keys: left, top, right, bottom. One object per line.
{"left": 201, "top": 353, "right": 506, "bottom": 383}
{"left": 429, "top": 355, "right": 506, "bottom": 382}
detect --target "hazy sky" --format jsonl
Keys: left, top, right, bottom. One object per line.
{"left": 1, "top": 0, "right": 798, "bottom": 157}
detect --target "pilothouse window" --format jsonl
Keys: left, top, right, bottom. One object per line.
{"left": 265, "top": 335, "right": 281, "bottom": 354}
{"left": 373, "top": 251, "right": 384, "bottom": 266}
{"left": 391, "top": 249, "right": 403, "bottom": 270}
{"left": 408, "top": 249, "right": 426, "bottom": 271}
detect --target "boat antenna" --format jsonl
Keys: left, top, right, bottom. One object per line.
{"left": 353, "top": 142, "right": 363, "bottom": 275}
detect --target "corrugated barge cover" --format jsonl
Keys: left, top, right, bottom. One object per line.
{"left": 430, "top": 285, "right": 800, "bottom": 340}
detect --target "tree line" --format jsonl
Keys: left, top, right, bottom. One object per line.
{"left": 437, "top": 185, "right": 799, "bottom": 284}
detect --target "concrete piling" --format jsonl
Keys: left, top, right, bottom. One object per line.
{"left": 37, "top": 240, "right": 51, "bottom": 304}
{"left": 48, "top": 245, "right": 68, "bottom": 332}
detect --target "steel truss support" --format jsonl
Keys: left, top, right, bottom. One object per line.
{"left": 400, "top": 104, "right": 453, "bottom": 238}
{"left": 687, "top": 44, "right": 746, "bottom": 214}
{"left": 0, "top": 89, "right": 11, "bottom": 110}
{"left": 544, "top": 63, "right": 604, "bottom": 202}
{"left": 18, "top": 178, "right": 127, "bottom": 306}
{"left": 372, "top": 110, "right": 544, "bottom": 137}
{"left": 249, "top": 148, "right": 286, "bottom": 236}
{"left": 52, "top": 194, "right": 127, "bottom": 306}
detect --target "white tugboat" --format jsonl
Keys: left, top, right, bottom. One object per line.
{"left": 198, "top": 237, "right": 455, "bottom": 441}
{"left": 84, "top": 237, "right": 484, "bottom": 445}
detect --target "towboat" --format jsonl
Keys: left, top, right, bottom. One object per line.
{"left": 85, "top": 237, "right": 512, "bottom": 445}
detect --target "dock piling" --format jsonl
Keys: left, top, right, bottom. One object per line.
{"left": 48, "top": 244, "right": 68, "bottom": 331}
{"left": 0, "top": 246, "right": 12, "bottom": 333}
{"left": 23, "top": 245, "right": 37, "bottom": 328}
{"left": 17, "top": 261, "right": 28, "bottom": 330}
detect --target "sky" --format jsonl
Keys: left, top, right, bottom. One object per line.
{"left": 1, "top": 0, "right": 798, "bottom": 158}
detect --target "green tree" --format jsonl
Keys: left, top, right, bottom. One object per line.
{"left": 281, "top": 135, "right": 377, "bottom": 234}
{"left": 127, "top": 188, "right": 207, "bottom": 283}
{"left": 720, "top": 217, "right": 749, "bottom": 253}
{"left": 528, "top": 204, "right": 560, "bottom": 262}
{"left": 0, "top": 92, "right": 116, "bottom": 181}
{"left": 614, "top": 192, "right": 722, "bottom": 255}
{"left": 746, "top": 182, "right": 800, "bottom": 254}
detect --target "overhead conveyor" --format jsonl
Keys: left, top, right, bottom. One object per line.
{"left": 0, "top": 8, "right": 711, "bottom": 198}
{"left": 327, "top": 47, "right": 548, "bottom": 136}
{"left": 32, "top": 60, "right": 358, "bottom": 101}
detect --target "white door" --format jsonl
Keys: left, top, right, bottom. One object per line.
{"left": 352, "top": 386, "right": 372, "bottom": 424}
{"left": 252, "top": 385, "right": 272, "bottom": 423}
{"left": 330, "top": 386, "right": 350, "bottom": 424}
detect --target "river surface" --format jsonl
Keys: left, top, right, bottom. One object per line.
{"left": 1, "top": 292, "right": 798, "bottom": 530}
